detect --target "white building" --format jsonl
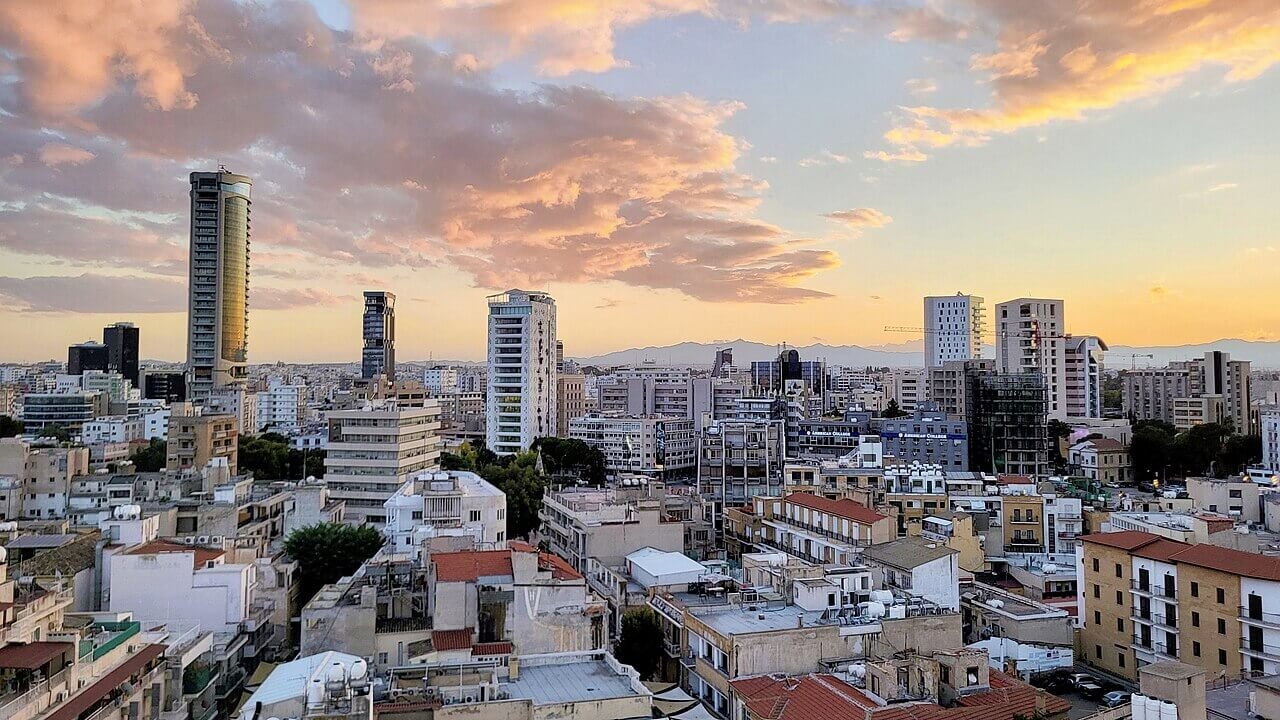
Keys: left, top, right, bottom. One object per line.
{"left": 383, "top": 470, "right": 507, "bottom": 552}
{"left": 924, "top": 293, "right": 985, "bottom": 368}
{"left": 996, "top": 298, "right": 1068, "bottom": 420}
{"left": 81, "top": 415, "right": 144, "bottom": 444}
{"left": 860, "top": 537, "right": 961, "bottom": 611}
{"left": 568, "top": 414, "right": 696, "bottom": 476}
{"left": 886, "top": 368, "right": 926, "bottom": 412}
{"left": 205, "top": 384, "right": 258, "bottom": 435}
{"left": 256, "top": 380, "right": 306, "bottom": 431}
{"left": 423, "top": 367, "right": 460, "bottom": 392}
{"left": 486, "top": 289, "right": 557, "bottom": 454}
{"left": 141, "top": 407, "right": 171, "bottom": 440}
{"left": 1263, "top": 408, "right": 1280, "bottom": 473}
{"left": 324, "top": 403, "right": 443, "bottom": 525}
{"left": 1065, "top": 335, "right": 1106, "bottom": 419}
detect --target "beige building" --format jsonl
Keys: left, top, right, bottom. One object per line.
{"left": 1002, "top": 493, "right": 1046, "bottom": 554}
{"left": 323, "top": 403, "right": 442, "bottom": 525}
{"left": 555, "top": 373, "right": 586, "bottom": 437}
{"left": 1186, "top": 476, "right": 1262, "bottom": 524}
{"left": 539, "top": 486, "right": 685, "bottom": 573}
{"left": 165, "top": 412, "right": 238, "bottom": 474}
{"left": 1068, "top": 437, "right": 1131, "bottom": 485}
{"left": 737, "top": 493, "right": 895, "bottom": 566}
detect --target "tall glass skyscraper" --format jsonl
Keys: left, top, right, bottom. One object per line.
{"left": 362, "top": 291, "right": 396, "bottom": 381}
{"left": 103, "top": 321, "right": 140, "bottom": 388}
{"left": 187, "top": 170, "right": 251, "bottom": 400}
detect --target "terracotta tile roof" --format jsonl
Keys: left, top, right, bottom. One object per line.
{"left": 125, "top": 540, "right": 225, "bottom": 569}
{"left": 45, "top": 644, "right": 165, "bottom": 720}
{"left": 996, "top": 475, "right": 1034, "bottom": 485}
{"left": 538, "top": 551, "right": 582, "bottom": 580}
{"left": 1131, "top": 538, "right": 1190, "bottom": 562}
{"left": 430, "top": 628, "right": 474, "bottom": 651}
{"left": 1169, "top": 543, "right": 1280, "bottom": 581}
{"left": 956, "top": 670, "right": 1071, "bottom": 718}
{"left": 785, "top": 493, "right": 888, "bottom": 525}
{"left": 508, "top": 540, "right": 538, "bottom": 553}
{"left": 0, "top": 641, "right": 74, "bottom": 670}
{"left": 731, "top": 673, "right": 879, "bottom": 720}
{"left": 432, "top": 550, "right": 514, "bottom": 582}
{"left": 471, "top": 642, "right": 513, "bottom": 656}
{"left": 1076, "top": 438, "right": 1126, "bottom": 452}
{"left": 1079, "top": 530, "right": 1164, "bottom": 551}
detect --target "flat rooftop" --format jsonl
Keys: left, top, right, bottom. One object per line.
{"left": 689, "top": 602, "right": 831, "bottom": 635}
{"left": 505, "top": 660, "right": 643, "bottom": 705}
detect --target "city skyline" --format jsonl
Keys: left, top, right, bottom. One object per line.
{"left": 1, "top": 1, "right": 1279, "bottom": 363}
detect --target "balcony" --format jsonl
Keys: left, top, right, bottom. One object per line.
{"left": 1130, "top": 581, "right": 1176, "bottom": 600}
{"left": 1239, "top": 607, "right": 1280, "bottom": 630}
{"left": 1240, "top": 638, "right": 1280, "bottom": 662}
{"left": 1153, "top": 642, "right": 1178, "bottom": 661}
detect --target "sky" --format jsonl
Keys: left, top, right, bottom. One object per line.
{"left": 0, "top": 0, "right": 1278, "bottom": 363}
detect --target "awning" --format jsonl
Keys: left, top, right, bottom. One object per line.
{"left": 655, "top": 686, "right": 695, "bottom": 702}
{"left": 672, "top": 703, "right": 719, "bottom": 720}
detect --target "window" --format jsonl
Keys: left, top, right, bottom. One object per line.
{"left": 1118, "top": 653, "right": 1125, "bottom": 668}
{"left": 1192, "top": 611, "right": 1200, "bottom": 628}
{"left": 469, "top": 510, "right": 481, "bottom": 522}
{"left": 1191, "top": 582, "right": 1199, "bottom": 598}
{"left": 1219, "top": 649, "right": 1227, "bottom": 665}
{"left": 1193, "top": 642, "right": 1201, "bottom": 657}
{"left": 1217, "top": 588, "right": 1225, "bottom": 604}
{"left": 1095, "top": 645, "right": 1102, "bottom": 659}
{"left": 1115, "top": 563, "right": 1123, "bottom": 578}
{"left": 1094, "top": 611, "right": 1101, "bottom": 626}
{"left": 1092, "top": 558, "right": 1100, "bottom": 572}
{"left": 1116, "top": 618, "right": 1124, "bottom": 632}
{"left": 1094, "top": 584, "right": 1100, "bottom": 598}
{"left": 1218, "top": 618, "right": 1227, "bottom": 634}
{"left": 1116, "top": 590, "right": 1123, "bottom": 605}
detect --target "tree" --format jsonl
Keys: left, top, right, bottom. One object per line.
{"left": 1130, "top": 422, "right": 1175, "bottom": 483}
{"left": 130, "top": 439, "right": 167, "bottom": 472}
{"left": 881, "top": 399, "right": 908, "bottom": 419}
{"left": 239, "top": 434, "right": 291, "bottom": 479}
{"left": 284, "top": 523, "right": 385, "bottom": 604}
{"left": 1046, "top": 419, "right": 1072, "bottom": 469}
{"left": 481, "top": 452, "right": 546, "bottom": 539}
{"left": 1173, "top": 423, "right": 1230, "bottom": 477}
{"left": 530, "top": 437, "right": 606, "bottom": 485}
{"left": 1218, "top": 435, "right": 1261, "bottom": 477}
{"left": 614, "top": 608, "right": 665, "bottom": 680}
{"left": 36, "top": 425, "right": 71, "bottom": 443}
{"left": 0, "top": 415, "right": 22, "bottom": 438}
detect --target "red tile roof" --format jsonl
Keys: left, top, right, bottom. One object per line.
{"left": 0, "top": 641, "right": 74, "bottom": 670}
{"left": 431, "top": 629, "right": 474, "bottom": 651}
{"left": 45, "top": 644, "right": 165, "bottom": 720}
{"left": 1079, "top": 530, "right": 1163, "bottom": 551}
{"left": 538, "top": 551, "right": 583, "bottom": 580}
{"left": 1169, "top": 543, "right": 1280, "bottom": 581}
{"left": 956, "top": 670, "right": 1071, "bottom": 717}
{"left": 996, "top": 475, "right": 1034, "bottom": 485}
{"left": 432, "top": 550, "right": 514, "bottom": 582}
{"left": 471, "top": 642, "right": 513, "bottom": 656}
{"left": 1131, "top": 538, "right": 1190, "bottom": 562}
{"left": 785, "top": 493, "right": 888, "bottom": 525}
{"left": 731, "top": 673, "right": 879, "bottom": 720}
{"left": 125, "top": 540, "right": 224, "bottom": 569}
{"left": 508, "top": 540, "right": 538, "bottom": 553}
{"left": 1077, "top": 438, "right": 1126, "bottom": 452}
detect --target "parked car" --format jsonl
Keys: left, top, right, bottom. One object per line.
{"left": 1102, "top": 691, "right": 1130, "bottom": 707}
{"left": 1078, "top": 681, "right": 1106, "bottom": 700}
{"left": 1031, "top": 670, "right": 1074, "bottom": 694}
{"left": 1069, "top": 672, "right": 1095, "bottom": 688}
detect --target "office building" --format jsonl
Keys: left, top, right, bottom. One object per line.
{"left": 568, "top": 414, "right": 696, "bottom": 476}
{"left": 1190, "top": 351, "right": 1251, "bottom": 434}
{"left": 596, "top": 372, "right": 747, "bottom": 430}
{"left": 142, "top": 371, "right": 186, "bottom": 403}
{"left": 556, "top": 373, "right": 586, "bottom": 437}
{"left": 486, "top": 289, "right": 557, "bottom": 454}
{"left": 1065, "top": 335, "right": 1106, "bottom": 419}
{"left": 361, "top": 291, "right": 396, "bottom": 381}
{"left": 995, "top": 298, "right": 1067, "bottom": 419}
{"left": 21, "top": 392, "right": 104, "bottom": 431}
{"left": 103, "top": 322, "right": 140, "bottom": 388}
{"left": 324, "top": 403, "right": 442, "bottom": 525}
{"left": 166, "top": 413, "right": 238, "bottom": 474}
{"left": 750, "top": 348, "right": 825, "bottom": 396}
{"left": 885, "top": 367, "right": 926, "bottom": 412}
{"left": 967, "top": 372, "right": 1050, "bottom": 477}
{"left": 880, "top": 408, "right": 970, "bottom": 469}
{"left": 187, "top": 170, "right": 251, "bottom": 399}
{"left": 1123, "top": 368, "right": 1191, "bottom": 424}
{"left": 924, "top": 293, "right": 985, "bottom": 367}
{"left": 697, "top": 420, "right": 785, "bottom": 504}
{"left": 67, "top": 340, "right": 109, "bottom": 375}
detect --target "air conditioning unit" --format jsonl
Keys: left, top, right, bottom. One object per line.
{"left": 183, "top": 537, "right": 196, "bottom": 545}
{"left": 197, "top": 536, "right": 209, "bottom": 544}
{"left": 210, "top": 535, "right": 224, "bottom": 545}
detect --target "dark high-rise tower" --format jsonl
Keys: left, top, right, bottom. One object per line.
{"left": 187, "top": 169, "right": 251, "bottom": 400}
{"left": 103, "top": 322, "right": 140, "bottom": 388}
{"left": 67, "top": 341, "right": 108, "bottom": 375}
{"left": 362, "top": 291, "right": 396, "bottom": 381}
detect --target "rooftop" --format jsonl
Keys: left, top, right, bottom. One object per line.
{"left": 732, "top": 673, "right": 879, "bottom": 719}
{"left": 784, "top": 493, "right": 888, "bottom": 524}
{"left": 862, "top": 538, "right": 957, "bottom": 571}
{"left": 4, "top": 534, "right": 79, "bottom": 550}
{"left": 124, "top": 539, "right": 225, "bottom": 569}
{"left": 1140, "top": 661, "right": 1204, "bottom": 682}
{"left": 504, "top": 657, "right": 644, "bottom": 706}
{"left": 432, "top": 549, "right": 514, "bottom": 582}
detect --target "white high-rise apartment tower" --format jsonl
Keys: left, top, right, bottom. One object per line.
{"left": 187, "top": 170, "right": 251, "bottom": 400}
{"left": 996, "top": 298, "right": 1068, "bottom": 420}
{"left": 486, "top": 290, "right": 557, "bottom": 454}
{"left": 924, "top": 294, "right": 985, "bottom": 368}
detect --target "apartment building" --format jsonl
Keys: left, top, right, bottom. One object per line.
{"left": 1263, "top": 408, "right": 1280, "bottom": 472}
{"left": 696, "top": 420, "right": 784, "bottom": 505}
{"left": 0, "top": 440, "right": 90, "bottom": 521}
{"left": 924, "top": 293, "right": 985, "bottom": 368}
{"left": 383, "top": 470, "right": 507, "bottom": 551}
{"left": 595, "top": 372, "right": 747, "bottom": 431}
{"left": 1067, "top": 438, "right": 1131, "bottom": 485}
{"left": 1186, "top": 477, "right": 1262, "bottom": 524}
{"left": 886, "top": 368, "right": 927, "bottom": 412}
{"left": 927, "top": 358, "right": 996, "bottom": 418}
{"left": 568, "top": 414, "right": 696, "bottom": 476}
{"left": 995, "top": 298, "right": 1067, "bottom": 420}
{"left": 165, "top": 412, "right": 238, "bottom": 474}
{"left": 556, "top": 372, "right": 586, "bottom": 437}
{"left": 1123, "top": 368, "right": 1191, "bottom": 424}
{"left": 1064, "top": 335, "right": 1106, "bottom": 419}
{"left": 486, "top": 289, "right": 557, "bottom": 454}
{"left": 735, "top": 493, "right": 895, "bottom": 566}
{"left": 539, "top": 486, "right": 685, "bottom": 573}
{"left": 323, "top": 403, "right": 443, "bottom": 525}
{"left": 1079, "top": 530, "right": 1280, "bottom": 681}
{"left": 255, "top": 380, "right": 306, "bottom": 431}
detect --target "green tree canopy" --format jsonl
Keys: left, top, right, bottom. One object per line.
{"left": 614, "top": 608, "right": 665, "bottom": 680}
{"left": 238, "top": 434, "right": 325, "bottom": 479}
{"left": 284, "top": 523, "right": 384, "bottom": 604}
{"left": 36, "top": 425, "right": 71, "bottom": 443}
{"left": 439, "top": 441, "right": 549, "bottom": 539}
{"left": 130, "top": 439, "right": 167, "bottom": 472}
{"left": 0, "top": 415, "right": 22, "bottom": 438}
{"left": 881, "top": 399, "right": 908, "bottom": 419}
{"left": 530, "top": 437, "right": 606, "bottom": 485}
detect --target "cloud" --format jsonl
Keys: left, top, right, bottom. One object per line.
{"left": 868, "top": 1, "right": 1280, "bottom": 162}
{"left": 38, "top": 142, "right": 96, "bottom": 167}
{"left": 594, "top": 297, "right": 621, "bottom": 309}
{"left": 1205, "top": 182, "right": 1238, "bottom": 193}
{"left": 798, "top": 150, "right": 851, "bottom": 167}
{"left": 1149, "top": 286, "right": 1167, "bottom": 297}
{"left": 906, "top": 78, "right": 937, "bottom": 96}
{"left": 253, "top": 287, "right": 351, "bottom": 310}
{"left": 0, "top": 0, "right": 837, "bottom": 304}
{"left": 823, "top": 208, "right": 893, "bottom": 229}
{"left": 758, "top": 156, "right": 779, "bottom": 163}
{"left": 0, "top": 274, "right": 186, "bottom": 313}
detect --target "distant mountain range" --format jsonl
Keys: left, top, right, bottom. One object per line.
{"left": 572, "top": 338, "right": 1280, "bottom": 369}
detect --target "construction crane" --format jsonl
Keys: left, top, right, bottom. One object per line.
{"left": 1116, "top": 353, "right": 1154, "bottom": 371}
{"left": 883, "top": 325, "right": 1071, "bottom": 341}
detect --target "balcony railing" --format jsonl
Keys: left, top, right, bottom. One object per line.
{"left": 1240, "top": 638, "right": 1280, "bottom": 661}
{"left": 1239, "top": 607, "right": 1280, "bottom": 629}
{"left": 1130, "top": 581, "right": 1176, "bottom": 600}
